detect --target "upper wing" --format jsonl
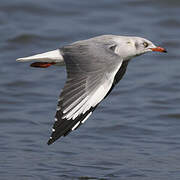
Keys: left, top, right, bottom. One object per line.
{"left": 47, "top": 40, "right": 124, "bottom": 145}
{"left": 104, "top": 60, "right": 129, "bottom": 98}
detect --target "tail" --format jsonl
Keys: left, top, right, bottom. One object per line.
{"left": 16, "top": 49, "right": 65, "bottom": 68}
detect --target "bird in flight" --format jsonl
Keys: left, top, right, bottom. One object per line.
{"left": 17, "top": 35, "right": 167, "bottom": 145}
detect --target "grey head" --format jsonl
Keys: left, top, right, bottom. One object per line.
{"left": 111, "top": 35, "right": 167, "bottom": 60}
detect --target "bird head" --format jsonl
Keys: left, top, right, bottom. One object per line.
{"left": 114, "top": 36, "right": 167, "bottom": 60}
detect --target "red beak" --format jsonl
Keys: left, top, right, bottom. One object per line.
{"left": 150, "top": 46, "right": 167, "bottom": 53}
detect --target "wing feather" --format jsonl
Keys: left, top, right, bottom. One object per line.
{"left": 47, "top": 39, "right": 124, "bottom": 145}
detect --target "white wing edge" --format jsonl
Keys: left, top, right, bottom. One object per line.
{"left": 62, "top": 60, "right": 123, "bottom": 120}
{"left": 16, "top": 49, "right": 65, "bottom": 65}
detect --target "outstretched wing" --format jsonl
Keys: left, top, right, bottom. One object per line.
{"left": 47, "top": 40, "right": 124, "bottom": 145}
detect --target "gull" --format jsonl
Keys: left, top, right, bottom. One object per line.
{"left": 16, "top": 35, "right": 167, "bottom": 145}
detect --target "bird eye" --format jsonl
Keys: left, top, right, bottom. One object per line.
{"left": 143, "top": 42, "right": 148, "bottom": 48}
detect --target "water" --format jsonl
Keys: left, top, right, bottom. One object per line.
{"left": 0, "top": 0, "right": 180, "bottom": 179}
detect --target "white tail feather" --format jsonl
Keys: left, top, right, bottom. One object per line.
{"left": 16, "top": 49, "right": 64, "bottom": 65}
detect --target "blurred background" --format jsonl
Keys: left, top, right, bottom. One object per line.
{"left": 0, "top": 0, "right": 180, "bottom": 179}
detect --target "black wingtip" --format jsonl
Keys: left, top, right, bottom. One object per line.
{"left": 47, "top": 141, "right": 52, "bottom": 145}
{"left": 47, "top": 138, "right": 54, "bottom": 145}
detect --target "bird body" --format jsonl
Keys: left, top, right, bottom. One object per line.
{"left": 17, "top": 35, "right": 166, "bottom": 145}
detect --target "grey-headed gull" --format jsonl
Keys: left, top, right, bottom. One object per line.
{"left": 16, "top": 35, "right": 167, "bottom": 145}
